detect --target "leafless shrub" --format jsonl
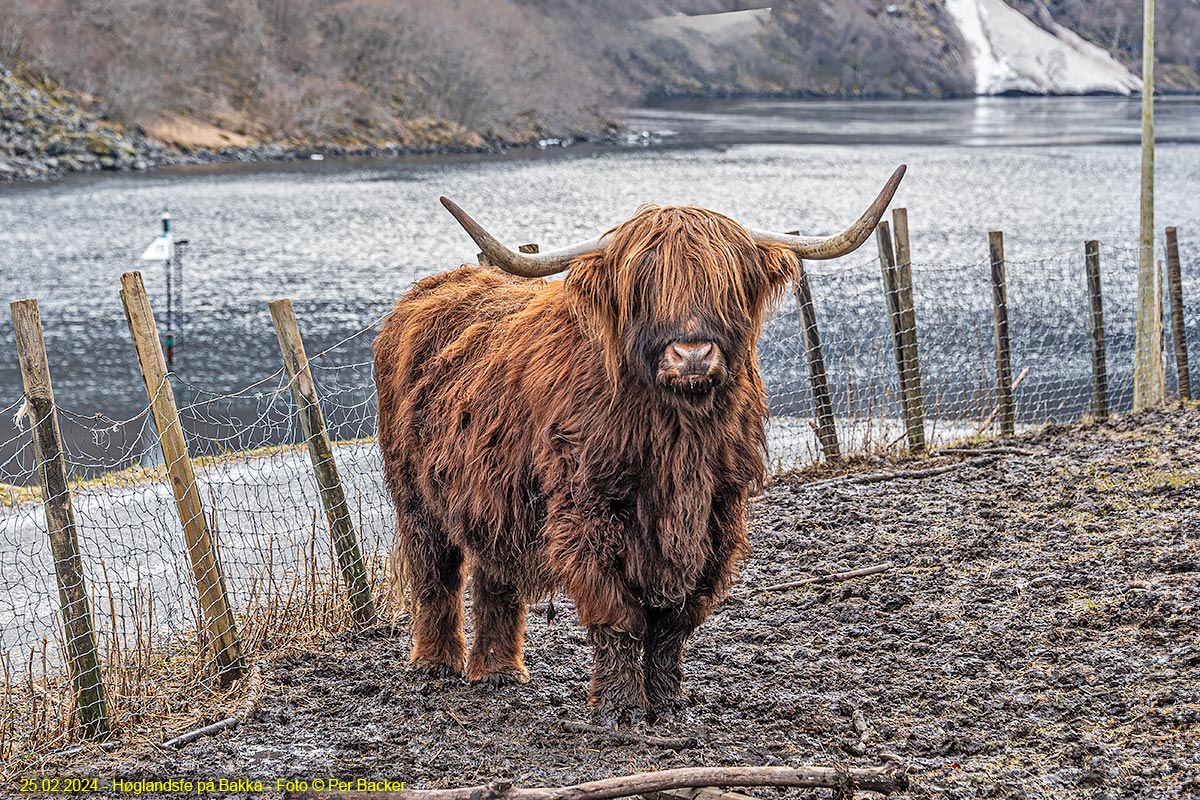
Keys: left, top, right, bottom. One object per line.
{"left": 259, "top": 74, "right": 383, "bottom": 141}
{"left": 0, "top": 0, "right": 34, "bottom": 57}
{"left": 102, "top": 62, "right": 167, "bottom": 127}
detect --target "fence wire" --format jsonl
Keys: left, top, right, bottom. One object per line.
{"left": 1, "top": 231, "right": 1197, "bottom": 771}
{"left": 760, "top": 236, "right": 1197, "bottom": 464}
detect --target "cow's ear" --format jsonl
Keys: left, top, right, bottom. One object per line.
{"left": 756, "top": 242, "right": 800, "bottom": 291}
{"left": 565, "top": 251, "right": 624, "bottom": 383}
{"left": 564, "top": 251, "right": 617, "bottom": 332}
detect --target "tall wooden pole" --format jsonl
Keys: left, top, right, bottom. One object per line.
{"left": 876, "top": 223, "right": 906, "bottom": 434}
{"left": 1134, "top": 0, "right": 1164, "bottom": 410}
{"left": 877, "top": 220, "right": 926, "bottom": 450}
{"left": 1085, "top": 242, "right": 1110, "bottom": 419}
{"left": 791, "top": 262, "right": 839, "bottom": 459}
{"left": 890, "top": 209, "right": 925, "bottom": 452}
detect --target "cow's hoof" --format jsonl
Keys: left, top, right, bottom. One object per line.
{"left": 467, "top": 665, "right": 530, "bottom": 686}
{"left": 412, "top": 659, "right": 465, "bottom": 679}
{"left": 589, "top": 700, "right": 646, "bottom": 730}
{"left": 647, "top": 689, "right": 689, "bottom": 724}
{"left": 647, "top": 702, "right": 690, "bottom": 726}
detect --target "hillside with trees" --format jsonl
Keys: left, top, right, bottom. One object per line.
{"left": 0, "top": 0, "right": 1196, "bottom": 180}
{"left": 1010, "top": 0, "right": 1200, "bottom": 89}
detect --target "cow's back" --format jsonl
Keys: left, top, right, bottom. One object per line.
{"left": 374, "top": 265, "right": 541, "bottom": 467}
{"left": 372, "top": 266, "right": 570, "bottom": 584}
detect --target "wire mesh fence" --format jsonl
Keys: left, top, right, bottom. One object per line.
{"left": 760, "top": 234, "right": 1197, "bottom": 464}
{"left": 1, "top": 225, "right": 1196, "bottom": 772}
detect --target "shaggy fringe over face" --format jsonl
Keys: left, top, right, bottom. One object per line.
{"left": 565, "top": 205, "right": 798, "bottom": 390}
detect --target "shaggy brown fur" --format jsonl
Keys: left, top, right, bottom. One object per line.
{"left": 373, "top": 204, "right": 797, "bottom": 721}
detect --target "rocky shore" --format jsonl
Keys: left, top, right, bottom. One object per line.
{"left": 0, "top": 68, "right": 164, "bottom": 181}
{"left": 0, "top": 67, "right": 629, "bottom": 184}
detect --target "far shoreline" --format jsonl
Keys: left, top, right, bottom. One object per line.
{"left": 4, "top": 93, "right": 1200, "bottom": 190}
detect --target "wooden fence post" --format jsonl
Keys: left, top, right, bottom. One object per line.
{"left": 10, "top": 299, "right": 110, "bottom": 739}
{"left": 792, "top": 260, "right": 839, "bottom": 459}
{"left": 118, "top": 271, "right": 243, "bottom": 683}
{"left": 890, "top": 209, "right": 926, "bottom": 452}
{"left": 1165, "top": 227, "right": 1191, "bottom": 401}
{"left": 269, "top": 299, "right": 377, "bottom": 627}
{"left": 1085, "top": 241, "right": 1110, "bottom": 419}
{"left": 877, "top": 221, "right": 923, "bottom": 451}
{"left": 877, "top": 222, "right": 902, "bottom": 430}
{"left": 989, "top": 232, "right": 1015, "bottom": 436}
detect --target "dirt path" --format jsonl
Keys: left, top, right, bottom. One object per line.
{"left": 46, "top": 405, "right": 1200, "bottom": 799}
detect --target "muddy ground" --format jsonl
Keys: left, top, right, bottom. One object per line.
{"left": 33, "top": 405, "right": 1200, "bottom": 799}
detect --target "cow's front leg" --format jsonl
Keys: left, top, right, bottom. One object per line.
{"left": 644, "top": 599, "right": 708, "bottom": 721}
{"left": 587, "top": 624, "right": 646, "bottom": 725}
{"left": 547, "top": 504, "right": 648, "bottom": 724}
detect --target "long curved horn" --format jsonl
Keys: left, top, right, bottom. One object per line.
{"left": 749, "top": 165, "right": 907, "bottom": 260}
{"left": 440, "top": 197, "right": 608, "bottom": 278}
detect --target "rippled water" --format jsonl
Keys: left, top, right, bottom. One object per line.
{"left": 1, "top": 96, "right": 1198, "bottom": 474}
{"left": 623, "top": 95, "right": 1200, "bottom": 147}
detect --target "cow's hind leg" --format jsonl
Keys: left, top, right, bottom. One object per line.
{"left": 403, "top": 511, "right": 467, "bottom": 676}
{"left": 466, "top": 566, "right": 529, "bottom": 685}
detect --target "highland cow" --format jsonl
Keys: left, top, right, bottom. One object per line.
{"left": 373, "top": 166, "right": 905, "bottom": 722}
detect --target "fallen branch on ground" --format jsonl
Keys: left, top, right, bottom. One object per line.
{"left": 561, "top": 720, "right": 698, "bottom": 750}
{"left": 240, "top": 660, "right": 266, "bottom": 722}
{"left": 286, "top": 761, "right": 909, "bottom": 800}
{"left": 932, "top": 446, "right": 1038, "bottom": 457}
{"left": 159, "top": 717, "right": 238, "bottom": 750}
{"left": 762, "top": 562, "right": 893, "bottom": 592}
{"left": 803, "top": 456, "right": 998, "bottom": 490}
{"left": 158, "top": 661, "right": 264, "bottom": 750}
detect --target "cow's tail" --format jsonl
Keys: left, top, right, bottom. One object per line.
{"left": 382, "top": 541, "right": 412, "bottom": 616}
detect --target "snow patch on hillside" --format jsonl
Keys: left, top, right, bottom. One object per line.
{"left": 642, "top": 8, "right": 772, "bottom": 74}
{"left": 945, "top": 0, "right": 1141, "bottom": 96}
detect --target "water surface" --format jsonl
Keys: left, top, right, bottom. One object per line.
{"left": 2, "top": 95, "right": 1200, "bottom": 663}
{"left": 0, "top": 96, "right": 1197, "bottom": 476}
